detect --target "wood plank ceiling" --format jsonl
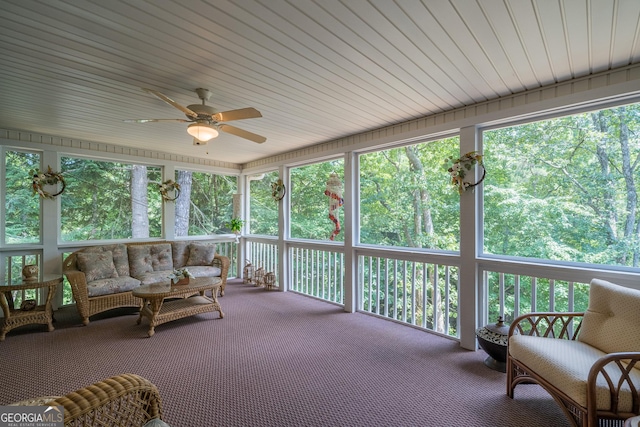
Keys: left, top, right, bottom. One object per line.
{"left": 0, "top": 0, "right": 639, "bottom": 165}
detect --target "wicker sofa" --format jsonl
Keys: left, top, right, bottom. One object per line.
{"left": 63, "top": 241, "right": 229, "bottom": 325}
{"left": 507, "top": 279, "right": 640, "bottom": 427}
{"left": 9, "top": 373, "right": 165, "bottom": 426}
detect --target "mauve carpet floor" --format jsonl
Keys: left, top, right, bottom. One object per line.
{"left": 0, "top": 279, "right": 570, "bottom": 427}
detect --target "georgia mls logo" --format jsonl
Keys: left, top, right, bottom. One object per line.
{"left": 0, "top": 405, "right": 64, "bottom": 427}
{"left": 44, "top": 405, "right": 63, "bottom": 418}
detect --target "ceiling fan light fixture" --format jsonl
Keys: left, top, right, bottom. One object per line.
{"left": 187, "top": 122, "right": 219, "bottom": 141}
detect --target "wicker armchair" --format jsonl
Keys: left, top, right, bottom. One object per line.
{"left": 11, "top": 373, "right": 164, "bottom": 427}
{"left": 507, "top": 279, "right": 640, "bottom": 427}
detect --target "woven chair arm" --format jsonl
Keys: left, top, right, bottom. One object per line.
{"left": 508, "top": 312, "right": 584, "bottom": 340}
{"left": 63, "top": 268, "right": 89, "bottom": 312}
{"left": 50, "top": 373, "right": 163, "bottom": 425}
{"left": 213, "top": 254, "right": 230, "bottom": 278}
{"left": 587, "top": 352, "right": 640, "bottom": 423}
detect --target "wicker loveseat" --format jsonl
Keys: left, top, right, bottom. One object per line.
{"left": 63, "top": 240, "right": 229, "bottom": 325}
{"left": 9, "top": 373, "right": 165, "bottom": 427}
{"left": 507, "top": 279, "right": 640, "bottom": 427}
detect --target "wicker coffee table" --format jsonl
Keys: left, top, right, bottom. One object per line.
{"left": 132, "top": 277, "right": 223, "bottom": 337}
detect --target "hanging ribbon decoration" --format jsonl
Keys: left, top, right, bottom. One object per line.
{"left": 323, "top": 173, "right": 344, "bottom": 240}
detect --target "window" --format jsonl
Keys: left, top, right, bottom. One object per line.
{"left": 359, "top": 137, "right": 460, "bottom": 250}
{"left": 483, "top": 103, "right": 640, "bottom": 267}
{"left": 174, "top": 170, "right": 237, "bottom": 236}
{"left": 5, "top": 150, "right": 40, "bottom": 244}
{"left": 290, "top": 159, "right": 344, "bottom": 241}
{"left": 60, "top": 157, "right": 162, "bottom": 241}
{"left": 248, "top": 171, "right": 279, "bottom": 236}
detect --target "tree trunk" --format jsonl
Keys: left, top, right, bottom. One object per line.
{"left": 131, "top": 165, "right": 149, "bottom": 238}
{"left": 591, "top": 112, "right": 618, "bottom": 245}
{"left": 403, "top": 146, "right": 444, "bottom": 330}
{"left": 404, "top": 146, "right": 435, "bottom": 245}
{"left": 617, "top": 108, "right": 639, "bottom": 266}
{"left": 175, "top": 170, "right": 192, "bottom": 236}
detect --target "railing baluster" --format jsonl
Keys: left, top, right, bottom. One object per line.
{"left": 410, "top": 262, "right": 416, "bottom": 325}
{"left": 393, "top": 259, "right": 398, "bottom": 320}
{"left": 431, "top": 265, "right": 438, "bottom": 332}
{"left": 375, "top": 257, "right": 381, "bottom": 316}
{"left": 367, "top": 256, "right": 372, "bottom": 312}
{"left": 444, "top": 265, "right": 449, "bottom": 336}
{"left": 384, "top": 258, "right": 389, "bottom": 318}
{"left": 568, "top": 281, "right": 574, "bottom": 312}
{"left": 421, "top": 262, "right": 428, "bottom": 328}
{"left": 318, "top": 250, "right": 322, "bottom": 298}
{"left": 499, "top": 272, "right": 505, "bottom": 320}
{"left": 402, "top": 261, "right": 407, "bottom": 322}
{"left": 514, "top": 275, "right": 520, "bottom": 321}
{"left": 531, "top": 277, "right": 537, "bottom": 312}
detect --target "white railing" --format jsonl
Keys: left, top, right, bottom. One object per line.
{"left": 477, "top": 258, "right": 640, "bottom": 330}
{"left": 290, "top": 244, "right": 344, "bottom": 304}
{"left": 246, "top": 240, "right": 280, "bottom": 285}
{"left": 482, "top": 270, "right": 590, "bottom": 325}
{"left": 215, "top": 239, "right": 239, "bottom": 278}
{"left": 358, "top": 249, "right": 459, "bottom": 338}
{"left": 1, "top": 252, "right": 42, "bottom": 309}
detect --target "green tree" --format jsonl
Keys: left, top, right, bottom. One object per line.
{"left": 290, "top": 159, "right": 344, "bottom": 241}
{"left": 5, "top": 150, "right": 40, "bottom": 244}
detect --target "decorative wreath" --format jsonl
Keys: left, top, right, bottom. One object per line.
{"left": 30, "top": 166, "right": 66, "bottom": 199}
{"left": 159, "top": 179, "right": 181, "bottom": 202}
{"left": 447, "top": 151, "right": 486, "bottom": 194}
{"left": 271, "top": 179, "right": 286, "bottom": 201}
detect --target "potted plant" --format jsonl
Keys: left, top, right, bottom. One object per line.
{"left": 227, "top": 218, "right": 244, "bottom": 235}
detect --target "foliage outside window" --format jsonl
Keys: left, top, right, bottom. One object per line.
{"left": 359, "top": 137, "right": 460, "bottom": 250}
{"left": 249, "top": 170, "right": 279, "bottom": 236}
{"left": 174, "top": 170, "right": 237, "bottom": 236}
{"left": 5, "top": 150, "right": 40, "bottom": 244}
{"left": 483, "top": 104, "right": 640, "bottom": 268}
{"left": 290, "top": 159, "right": 344, "bottom": 242}
{"left": 60, "top": 157, "right": 162, "bottom": 241}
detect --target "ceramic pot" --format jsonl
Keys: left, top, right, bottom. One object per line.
{"left": 22, "top": 264, "right": 39, "bottom": 281}
{"left": 173, "top": 277, "right": 189, "bottom": 286}
{"left": 475, "top": 316, "right": 510, "bottom": 372}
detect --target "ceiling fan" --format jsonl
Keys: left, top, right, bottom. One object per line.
{"left": 124, "top": 88, "right": 266, "bottom": 145}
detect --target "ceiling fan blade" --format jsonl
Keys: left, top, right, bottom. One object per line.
{"left": 142, "top": 88, "right": 198, "bottom": 119}
{"left": 213, "top": 107, "right": 262, "bottom": 122}
{"left": 219, "top": 124, "right": 267, "bottom": 144}
{"left": 123, "top": 119, "right": 189, "bottom": 123}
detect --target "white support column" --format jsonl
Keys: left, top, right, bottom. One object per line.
{"left": 237, "top": 173, "right": 248, "bottom": 278}
{"left": 278, "top": 165, "right": 289, "bottom": 292}
{"left": 458, "top": 125, "right": 480, "bottom": 350}
{"left": 163, "top": 165, "right": 176, "bottom": 241}
{"left": 41, "top": 151, "right": 62, "bottom": 308}
{"left": 342, "top": 152, "right": 357, "bottom": 313}
{"left": 42, "top": 150, "right": 61, "bottom": 276}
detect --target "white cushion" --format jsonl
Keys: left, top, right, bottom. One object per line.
{"left": 579, "top": 279, "right": 640, "bottom": 353}
{"left": 509, "top": 334, "right": 640, "bottom": 411}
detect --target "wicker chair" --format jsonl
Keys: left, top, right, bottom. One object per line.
{"left": 507, "top": 279, "right": 640, "bottom": 427}
{"left": 10, "top": 373, "right": 164, "bottom": 427}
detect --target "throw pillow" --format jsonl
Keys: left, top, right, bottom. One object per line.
{"left": 77, "top": 251, "right": 118, "bottom": 282}
{"left": 186, "top": 243, "right": 216, "bottom": 266}
{"left": 128, "top": 245, "right": 154, "bottom": 277}
{"left": 149, "top": 244, "right": 173, "bottom": 271}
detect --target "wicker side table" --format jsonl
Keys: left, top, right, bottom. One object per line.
{"left": 0, "top": 274, "right": 62, "bottom": 341}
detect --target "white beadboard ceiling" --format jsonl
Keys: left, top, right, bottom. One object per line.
{"left": 1, "top": 0, "right": 639, "bottom": 165}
